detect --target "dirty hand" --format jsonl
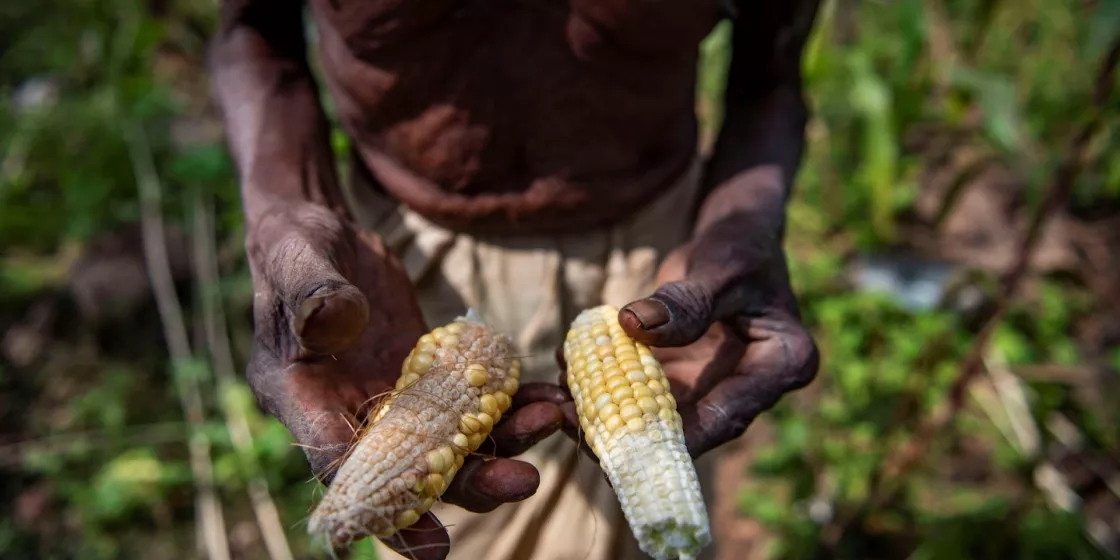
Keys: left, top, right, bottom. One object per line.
{"left": 244, "top": 202, "right": 566, "bottom": 559}
{"left": 558, "top": 216, "right": 820, "bottom": 459}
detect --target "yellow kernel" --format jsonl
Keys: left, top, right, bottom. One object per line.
{"left": 452, "top": 433, "right": 470, "bottom": 449}
{"left": 460, "top": 414, "right": 482, "bottom": 433}
{"left": 605, "top": 415, "right": 625, "bottom": 433}
{"left": 502, "top": 377, "right": 519, "bottom": 395}
{"left": 510, "top": 361, "right": 521, "bottom": 379}
{"left": 590, "top": 385, "right": 607, "bottom": 401}
{"left": 626, "top": 417, "right": 645, "bottom": 433}
{"left": 418, "top": 334, "right": 436, "bottom": 346}
{"left": 440, "top": 335, "right": 460, "bottom": 349}
{"left": 477, "top": 412, "right": 495, "bottom": 431}
{"left": 658, "top": 408, "right": 676, "bottom": 422}
{"left": 465, "top": 364, "right": 488, "bottom": 387}
{"left": 627, "top": 370, "right": 648, "bottom": 383}
{"left": 413, "top": 476, "right": 426, "bottom": 493}
{"left": 638, "top": 397, "right": 659, "bottom": 414}
{"left": 468, "top": 432, "right": 484, "bottom": 449}
{"left": 430, "top": 327, "right": 447, "bottom": 340}
{"left": 655, "top": 395, "right": 672, "bottom": 409}
{"left": 480, "top": 394, "right": 499, "bottom": 416}
{"left": 648, "top": 379, "right": 666, "bottom": 395}
{"left": 427, "top": 473, "right": 445, "bottom": 493}
{"left": 421, "top": 496, "right": 436, "bottom": 510}
{"left": 596, "top": 345, "right": 615, "bottom": 359}
{"left": 438, "top": 446, "right": 455, "bottom": 470}
{"left": 427, "top": 449, "right": 447, "bottom": 473}
{"left": 644, "top": 365, "right": 662, "bottom": 379}
{"left": 632, "top": 384, "right": 654, "bottom": 398}
{"left": 454, "top": 454, "right": 464, "bottom": 468}
{"left": 665, "top": 392, "right": 677, "bottom": 408}
{"left": 597, "top": 403, "right": 619, "bottom": 423}
{"left": 620, "top": 404, "right": 642, "bottom": 421}
{"left": 409, "top": 352, "right": 434, "bottom": 374}
{"left": 606, "top": 376, "right": 628, "bottom": 392}
{"left": 604, "top": 366, "right": 625, "bottom": 379}
{"left": 495, "top": 392, "right": 512, "bottom": 412}
{"left": 618, "top": 359, "right": 642, "bottom": 372}
{"left": 445, "top": 323, "right": 463, "bottom": 334}
{"left": 395, "top": 509, "right": 420, "bottom": 529}
{"left": 610, "top": 386, "right": 634, "bottom": 402}
{"left": 594, "top": 392, "right": 614, "bottom": 410}
{"left": 417, "top": 342, "right": 439, "bottom": 354}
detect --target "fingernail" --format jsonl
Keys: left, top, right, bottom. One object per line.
{"left": 622, "top": 299, "right": 670, "bottom": 330}
{"left": 298, "top": 292, "right": 328, "bottom": 323}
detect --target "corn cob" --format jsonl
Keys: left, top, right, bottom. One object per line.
{"left": 307, "top": 310, "right": 520, "bottom": 549}
{"left": 563, "top": 305, "right": 710, "bottom": 560}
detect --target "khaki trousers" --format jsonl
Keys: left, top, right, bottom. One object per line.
{"left": 343, "top": 159, "right": 718, "bottom": 560}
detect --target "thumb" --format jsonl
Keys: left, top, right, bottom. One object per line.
{"left": 619, "top": 249, "right": 752, "bottom": 348}
{"left": 255, "top": 210, "right": 370, "bottom": 357}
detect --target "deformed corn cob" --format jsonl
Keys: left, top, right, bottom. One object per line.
{"left": 307, "top": 310, "right": 520, "bottom": 549}
{"left": 563, "top": 305, "right": 710, "bottom": 560}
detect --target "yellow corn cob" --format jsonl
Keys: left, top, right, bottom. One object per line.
{"left": 563, "top": 305, "right": 710, "bottom": 560}
{"left": 307, "top": 310, "right": 520, "bottom": 549}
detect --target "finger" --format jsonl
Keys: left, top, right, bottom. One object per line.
{"left": 382, "top": 511, "right": 451, "bottom": 560}
{"left": 254, "top": 206, "right": 370, "bottom": 357}
{"left": 619, "top": 229, "right": 781, "bottom": 348}
{"left": 291, "top": 281, "right": 369, "bottom": 356}
{"left": 510, "top": 382, "right": 571, "bottom": 410}
{"left": 442, "top": 458, "right": 541, "bottom": 513}
{"left": 243, "top": 348, "right": 356, "bottom": 483}
{"left": 683, "top": 314, "right": 819, "bottom": 457}
{"left": 487, "top": 401, "right": 564, "bottom": 457}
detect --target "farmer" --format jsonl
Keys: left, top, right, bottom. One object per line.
{"left": 209, "top": 1, "right": 821, "bottom": 558}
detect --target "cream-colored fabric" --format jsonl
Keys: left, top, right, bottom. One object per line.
{"left": 343, "top": 160, "right": 719, "bottom": 560}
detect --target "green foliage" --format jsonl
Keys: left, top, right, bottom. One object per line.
{"left": 695, "top": 0, "right": 1120, "bottom": 557}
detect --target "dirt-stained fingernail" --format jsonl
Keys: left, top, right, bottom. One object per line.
{"left": 294, "top": 285, "right": 368, "bottom": 355}
{"left": 621, "top": 299, "right": 670, "bottom": 330}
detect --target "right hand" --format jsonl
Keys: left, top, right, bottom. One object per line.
{"left": 244, "top": 203, "right": 568, "bottom": 559}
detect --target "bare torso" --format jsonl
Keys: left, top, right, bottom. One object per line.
{"left": 309, "top": 0, "right": 723, "bottom": 233}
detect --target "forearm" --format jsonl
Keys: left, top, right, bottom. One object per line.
{"left": 696, "top": 85, "right": 808, "bottom": 239}
{"left": 208, "top": 0, "right": 347, "bottom": 228}
{"left": 693, "top": 0, "right": 820, "bottom": 242}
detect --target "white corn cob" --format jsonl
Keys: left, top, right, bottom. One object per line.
{"left": 307, "top": 311, "right": 520, "bottom": 549}
{"left": 563, "top": 305, "right": 711, "bottom": 560}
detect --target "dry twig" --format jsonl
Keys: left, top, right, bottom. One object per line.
{"left": 192, "top": 192, "right": 295, "bottom": 560}
{"left": 125, "top": 120, "right": 231, "bottom": 560}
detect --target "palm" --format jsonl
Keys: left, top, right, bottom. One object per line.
{"left": 650, "top": 321, "right": 748, "bottom": 453}
{"left": 299, "top": 232, "right": 428, "bottom": 474}
{"left": 249, "top": 213, "right": 429, "bottom": 477}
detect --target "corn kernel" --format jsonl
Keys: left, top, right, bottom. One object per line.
{"left": 561, "top": 305, "right": 710, "bottom": 560}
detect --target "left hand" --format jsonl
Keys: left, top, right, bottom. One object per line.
{"left": 556, "top": 221, "right": 820, "bottom": 459}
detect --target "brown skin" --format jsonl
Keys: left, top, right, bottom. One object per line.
{"left": 209, "top": 0, "right": 821, "bottom": 558}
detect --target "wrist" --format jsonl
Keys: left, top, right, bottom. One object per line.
{"left": 693, "top": 167, "right": 788, "bottom": 242}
